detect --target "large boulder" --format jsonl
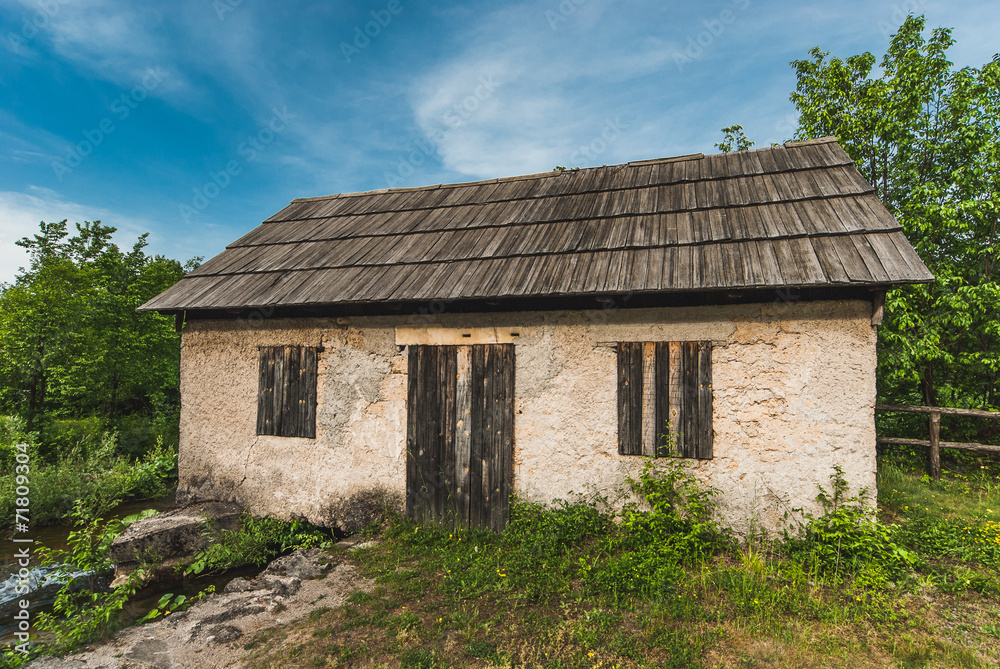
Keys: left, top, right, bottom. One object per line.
{"left": 109, "top": 501, "right": 242, "bottom": 582}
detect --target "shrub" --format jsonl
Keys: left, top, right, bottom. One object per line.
{"left": 0, "top": 431, "right": 177, "bottom": 530}
{"left": 185, "top": 514, "right": 332, "bottom": 575}
{"left": 585, "top": 459, "right": 726, "bottom": 602}
{"left": 783, "top": 466, "right": 916, "bottom": 579}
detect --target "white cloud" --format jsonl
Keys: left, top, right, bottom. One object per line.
{"left": 0, "top": 188, "right": 158, "bottom": 284}
{"left": 406, "top": 2, "right": 769, "bottom": 179}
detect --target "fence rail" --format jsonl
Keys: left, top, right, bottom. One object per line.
{"left": 875, "top": 404, "right": 1000, "bottom": 480}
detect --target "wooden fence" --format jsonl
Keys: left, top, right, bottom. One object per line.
{"left": 875, "top": 404, "right": 1000, "bottom": 480}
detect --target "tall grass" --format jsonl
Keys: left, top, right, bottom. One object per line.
{"left": 0, "top": 414, "right": 177, "bottom": 528}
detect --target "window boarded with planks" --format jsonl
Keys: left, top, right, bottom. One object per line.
{"left": 617, "top": 341, "right": 713, "bottom": 459}
{"left": 406, "top": 344, "right": 514, "bottom": 532}
{"left": 256, "top": 345, "right": 318, "bottom": 438}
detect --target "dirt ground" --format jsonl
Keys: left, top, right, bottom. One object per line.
{"left": 24, "top": 543, "right": 375, "bottom": 669}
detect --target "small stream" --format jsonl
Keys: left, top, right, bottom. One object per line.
{"left": 1, "top": 494, "right": 264, "bottom": 643}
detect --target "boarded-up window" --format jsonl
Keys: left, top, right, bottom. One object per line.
{"left": 256, "top": 345, "right": 318, "bottom": 438}
{"left": 617, "top": 341, "right": 712, "bottom": 459}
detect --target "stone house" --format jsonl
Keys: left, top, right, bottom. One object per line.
{"left": 141, "top": 137, "right": 933, "bottom": 532}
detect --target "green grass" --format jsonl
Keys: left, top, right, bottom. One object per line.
{"left": 239, "top": 460, "right": 1000, "bottom": 668}
{"left": 878, "top": 460, "right": 1000, "bottom": 522}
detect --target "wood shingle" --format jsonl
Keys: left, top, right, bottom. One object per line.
{"left": 141, "top": 137, "right": 933, "bottom": 313}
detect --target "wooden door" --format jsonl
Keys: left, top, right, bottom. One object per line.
{"left": 406, "top": 344, "right": 514, "bottom": 531}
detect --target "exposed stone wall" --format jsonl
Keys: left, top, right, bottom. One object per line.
{"left": 178, "top": 299, "right": 876, "bottom": 532}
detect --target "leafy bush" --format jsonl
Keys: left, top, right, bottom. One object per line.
{"left": 783, "top": 466, "right": 916, "bottom": 579}
{"left": 585, "top": 459, "right": 726, "bottom": 602}
{"left": 32, "top": 506, "right": 160, "bottom": 654}
{"left": 185, "top": 514, "right": 332, "bottom": 575}
{"left": 43, "top": 417, "right": 103, "bottom": 461}
{"left": 619, "top": 459, "right": 725, "bottom": 558}
{"left": 0, "top": 430, "right": 177, "bottom": 529}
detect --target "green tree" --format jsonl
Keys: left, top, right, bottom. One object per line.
{"left": 715, "top": 124, "right": 755, "bottom": 153}
{"left": 788, "top": 16, "right": 1000, "bottom": 430}
{"left": 0, "top": 220, "right": 189, "bottom": 454}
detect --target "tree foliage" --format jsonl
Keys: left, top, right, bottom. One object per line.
{"left": 788, "top": 16, "right": 1000, "bottom": 429}
{"left": 0, "top": 220, "right": 191, "bottom": 454}
{"left": 715, "top": 124, "right": 755, "bottom": 153}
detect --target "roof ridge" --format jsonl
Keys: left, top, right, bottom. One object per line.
{"left": 282, "top": 140, "right": 836, "bottom": 207}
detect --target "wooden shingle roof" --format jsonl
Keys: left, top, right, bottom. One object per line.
{"left": 141, "top": 137, "right": 932, "bottom": 313}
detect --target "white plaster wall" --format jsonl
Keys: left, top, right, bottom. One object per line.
{"left": 178, "top": 300, "right": 877, "bottom": 532}
{"left": 177, "top": 318, "right": 409, "bottom": 530}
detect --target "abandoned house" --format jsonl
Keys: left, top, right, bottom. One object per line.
{"left": 140, "top": 136, "right": 933, "bottom": 532}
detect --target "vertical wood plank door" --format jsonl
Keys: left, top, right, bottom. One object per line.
{"left": 406, "top": 344, "right": 514, "bottom": 532}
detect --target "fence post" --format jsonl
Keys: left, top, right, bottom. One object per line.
{"left": 928, "top": 411, "right": 941, "bottom": 480}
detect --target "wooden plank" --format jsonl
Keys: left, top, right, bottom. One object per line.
{"left": 302, "top": 346, "right": 317, "bottom": 439}
{"left": 871, "top": 291, "right": 885, "bottom": 327}
{"left": 469, "top": 345, "right": 486, "bottom": 528}
{"left": 682, "top": 342, "right": 699, "bottom": 459}
{"left": 697, "top": 342, "right": 713, "bottom": 459}
{"left": 257, "top": 347, "right": 274, "bottom": 435}
{"left": 406, "top": 346, "right": 421, "bottom": 522}
{"left": 668, "top": 342, "right": 683, "bottom": 452}
{"left": 654, "top": 342, "right": 671, "bottom": 457}
{"left": 416, "top": 345, "right": 436, "bottom": 525}
{"left": 272, "top": 346, "right": 286, "bottom": 436}
{"left": 810, "top": 236, "right": 850, "bottom": 283}
{"left": 617, "top": 343, "right": 631, "bottom": 455}
{"left": 498, "top": 344, "right": 514, "bottom": 531}
{"left": 641, "top": 342, "right": 657, "bottom": 457}
{"left": 617, "top": 343, "right": 643, "bottom": 455}
{"left": 281, "top": 346, "right": 301, "bottom": 437}
{"left": 454, "top": 346, "right": 472, "bottom": 528}
{"left": 876, "top": 404, "right": 1000, "bottom": 419}
{"left": 481, "top": 345, "right": 496, "bottom": 530}
{"left": 876, "top": 437, "right": 1000, "bottom": 454}
{"left": 437, "top": 346, "right": 456, "bottom": 522}
{"left": 929, "top": 411, "right": 942, "bottom": 481}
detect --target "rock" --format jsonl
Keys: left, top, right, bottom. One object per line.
{"left": 222, "top": 576, "right": 261, "bottom": 593}
{"left": 24, "top": 659, "right": 89, "bottom": 669}
{"left": 110, "top": 501, "right": 243, "bottom": 567}
{"left": 258, "top": 575, "right": 301, "bottom": 597}
{"left": 261, "top": 548, "right": 336, "bottom": 580}
{"left": 124, "top": 638, "right": 172, "bottom": 668}
{"left": 27, "top": 559, "right": 375, "bottom": 668}
{"left": 204, "top": 624, "right": 243, "bottom": 643}
{"left": 348, "top": 540, "right": 379, "bottom": 552}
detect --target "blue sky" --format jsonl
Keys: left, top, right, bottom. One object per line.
{"left": 1, "top": 0, "right": 998, "bottom": 282}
